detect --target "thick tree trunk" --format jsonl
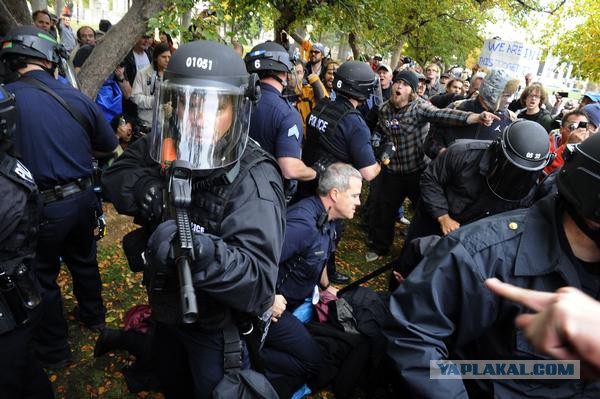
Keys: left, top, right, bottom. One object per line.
{"left": 55, "top": 0, "right": 65, "bottom": 16}
{"left": 30, "top": 0, "right": 47, "bottom": 11}
{"left": 348, "top": 31, "right": 360, "bottom": 60}
{"left": 78, "top": 0, "right": 165, "bottom": 99}
{"left": 1, "top": 0, "right": 33, "bottom": 35}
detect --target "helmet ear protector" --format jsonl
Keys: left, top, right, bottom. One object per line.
{"left": 245, "top": 73, "right": 261, "bottom": 106}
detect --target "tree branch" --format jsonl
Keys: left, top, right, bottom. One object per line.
{"left": 512, "top": 0, "right": 567, "bottom": 14}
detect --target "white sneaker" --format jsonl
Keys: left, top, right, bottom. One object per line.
{"left": 365, "top": 251, "right": 379, "bottom": 262}
{"left": 399, "top": 216, "right": 411, "bottom": 225}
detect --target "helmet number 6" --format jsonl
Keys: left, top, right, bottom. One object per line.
{"left": 254, "top": 59, "right": 261, "bottom": 69}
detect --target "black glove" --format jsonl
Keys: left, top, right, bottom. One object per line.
{"left": 311, "top": 161, "right": 327, "bottom": 181}
{"left": 146, "top": 220, "right": 215, "bottom": 275}
{"left": 135, "top": 179, "right": 164, "bottom": 224}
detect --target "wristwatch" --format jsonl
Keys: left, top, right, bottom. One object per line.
{"left": 117, "top": 77, "right": 125, "bottom": 83}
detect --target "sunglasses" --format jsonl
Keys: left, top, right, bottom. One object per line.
{"left": 568, "top": 121, "right": 589, "bottom": 131}
{"left": 309, "top": 50, "right": 321, "bottom": 54}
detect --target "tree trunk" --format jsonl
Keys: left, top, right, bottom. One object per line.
{"left": 55, "top": 0, "right": 65, "bottom": 16}
{"left": 1, "top": 0, "right": 33, "bottom": 35}
{"left": 78, "top": 0, "right": 165, "bottom": 99}
{"left": 273, "top": 10, "right": 295, "bottom": 46}
{"left": 337, "top": 33, "right": 347, "bottom": 61}
{"left": 30, "top": 0, "right": 48, "bottom": 11}
{"left": 348, "top": 31, "right": 360, "bottom": 60}
{"left": 390, "top": 40, "right": 404, "bottom": 70}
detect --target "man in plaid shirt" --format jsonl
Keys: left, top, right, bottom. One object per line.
{"left": 366, "top": 70, "right": 498, "bottom": 261}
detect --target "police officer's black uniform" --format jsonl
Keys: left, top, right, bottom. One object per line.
{"left": 102, "top": 40, "right": 285, "bottom": 398}
{"left": 0, "top": 86, "right": 54, "bottom": 398}
{"left": 394, "top": 121, "right": 553, "bottom": 285}
{"left": 386, "top": 133, "right": 600, "bottom": 398}
{"left": 0, "top": 26, "right": 118, "bottom": 367}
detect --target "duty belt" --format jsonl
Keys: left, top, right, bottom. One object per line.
{"left": 40, "top": 177, "right": 93, "bottom": 204}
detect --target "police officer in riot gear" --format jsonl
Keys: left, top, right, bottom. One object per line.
{"left": 245, "top": 41, "right": 317, "bottom": 186}
{"left": 102, "top": 40, "right": 285, "bottom": 398}
{"left": 393, "top": 120, "right": 553, "bottom": 284}
{"left": 1, "top": 26, "right": 117, "bottom": 368}
{"left": 0, "top": 86, "right": 54, "bottom": 398}
{"left": 386, "top": 133, "right": 600, "bottom": 398}
{"left": 302, "top": 60, "right": 381, "bottom": 185}
{"left": 300, "top": 60, "right": 382, "bottom": 284}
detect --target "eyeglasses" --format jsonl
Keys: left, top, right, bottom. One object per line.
{"left": 527, "top": 94, "right": 541, "bottom": 100}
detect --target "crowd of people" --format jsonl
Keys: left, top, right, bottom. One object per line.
{"left": 1, "top": 9, "right": 600, "bottom": 399}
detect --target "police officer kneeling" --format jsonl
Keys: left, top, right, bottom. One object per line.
{"left": 102, "top": 40, "right": 285, "bottom": 398}
{"left": 0, "top": 87, "right": 53, "bottom": 398}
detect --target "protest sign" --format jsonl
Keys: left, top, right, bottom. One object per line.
{"left": 478, "top": 39, "right": 540, "bottom": 76}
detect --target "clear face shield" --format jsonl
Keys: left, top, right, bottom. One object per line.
{"left": 371, "top": 77, "right": 383, "bottom": 107}
{"left": 149, "top": 81, "right": 253, "bottom": 171}
{"left": 59, "top": 58, "right": 78, "bottom": 89}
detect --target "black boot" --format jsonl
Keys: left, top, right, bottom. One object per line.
{"left": 94, "top": 328, "right": 124, "bottom": 357}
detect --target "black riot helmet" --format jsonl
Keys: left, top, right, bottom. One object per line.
{"left": 149, "top": 40, "right": 261, "bottom": 172}
{"left": 486, "top": 120, "right": 552, "bottom": 201}
{"left": 244, "top": 41, "right": 293, "bottom": 77}
{"left": 557, "top": 134, "right": 600, "bottom": 223}
{"left": 332, "top": 60, "right": 379, "bottom": 101}
{"left": 0, "top": 25, "right": 64, "bottom": 65}
{"left": 0, "top": 85, "right": 17, "bottom": 143}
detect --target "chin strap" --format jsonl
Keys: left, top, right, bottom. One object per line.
{"left": 563, "top": 199, "right": 600, "bottom": 248}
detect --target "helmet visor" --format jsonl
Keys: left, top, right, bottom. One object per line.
{"left": 149, "top": 81, "right": 252, "bottom": 170}
{"left": 486, "top": 147, "right": 541, "bottom": 201}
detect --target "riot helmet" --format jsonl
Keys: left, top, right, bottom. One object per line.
{"left": 557, "top": 134, "right": 600, "bottom": 223}
{"left": 0, "top": 26, "right": 75, "bottom": 86}
{"left": 0, "top": 26, "right": 63, "bottom": 67}
{"left": 244, "top": 41, "right": 293, "bottom": 76}
{"left": 149, "top": 40, "right": 261, "bottom": 172}
{"left": 0, "top": 85, "right": 16, "bottom": 143}
{"left": 486, "top": 120, "right": 552, "bottom": 201}
{"left": 333, "top": 60, "right": 378, "bottom": 101}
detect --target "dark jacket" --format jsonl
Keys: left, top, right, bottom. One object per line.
{"left": 386, "top": 194, "right": 600, "bottom": 398}
{"left": 102, "top": 135, "right": 286, "bottom": 318}
{"left": 425, "top": 97, "right": 513, "bottom": 155}
{"left": 420, "top": 139, "right": 534, "bottom": 223}
{"left": 516, "top": 107, "right": 554, "bottom": 132}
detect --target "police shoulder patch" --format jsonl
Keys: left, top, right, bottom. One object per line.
{"left": 288, "top": 124, "right": 300, "bottom": 140}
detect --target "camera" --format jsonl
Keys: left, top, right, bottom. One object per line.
{"left": 401, "top": 56, "right": 413, "bottom": 64}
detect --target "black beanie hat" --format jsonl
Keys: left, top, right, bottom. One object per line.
{"left": 393, "top": 70, "right": 419, "bottom": 93}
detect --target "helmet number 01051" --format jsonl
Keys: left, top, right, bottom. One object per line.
{"left": 186, "top": 57, "right": 213, "bottom": 70}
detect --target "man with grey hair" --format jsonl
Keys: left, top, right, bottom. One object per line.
{"left": 261, "top": 162, "right": 361, "bottom": 398}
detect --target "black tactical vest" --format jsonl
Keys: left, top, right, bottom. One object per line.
{"left": 303, "top": 97, "right": 362, "bottom": 167}
{"left": 0, "top": 153, "right": 40, "bottom": 271}
{"left": 147, "top": 140, "right": 281, "bottom": 331}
